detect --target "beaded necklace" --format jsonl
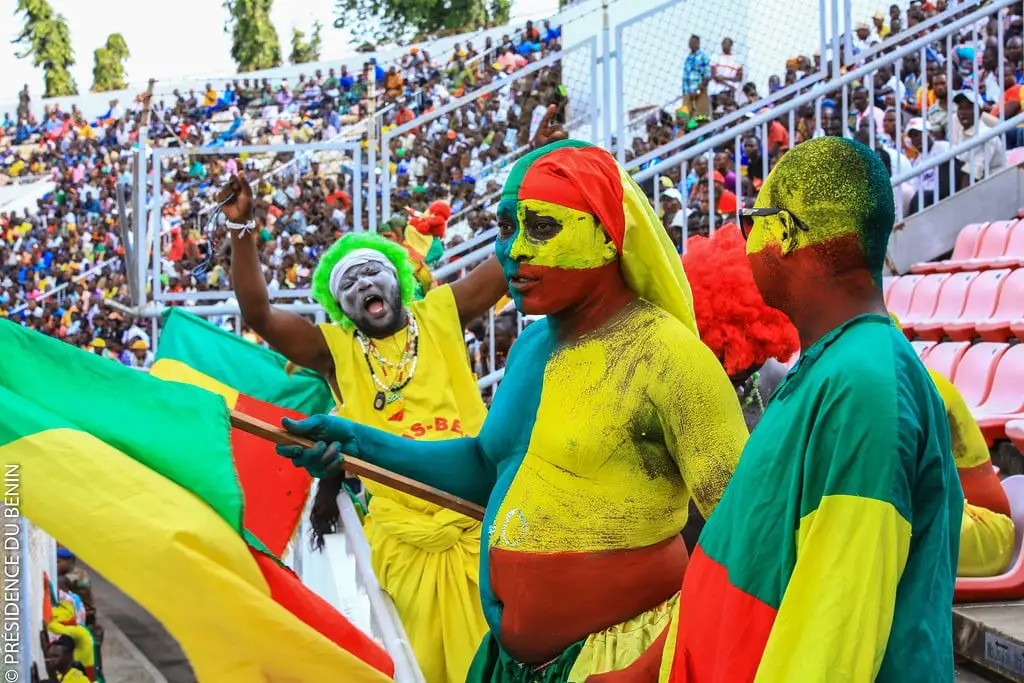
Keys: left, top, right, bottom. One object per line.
{"left": 740, "top": 370, "right": 764, "bottom": 415}
{"left": 355, "top": 311, "right": 419, "bottom": 412}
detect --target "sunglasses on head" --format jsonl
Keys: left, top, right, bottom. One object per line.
{"left": 739, "top": 207, "right": 810, "bottom": 240}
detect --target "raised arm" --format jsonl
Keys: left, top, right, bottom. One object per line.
{"left": 650, "top": 334, "right": 748, "bottom": 519}
{"left": 221, "top": 174, "right": 332, "bottom": 375}
{"left": 278, "top": 414, "right": 496, "bottom": 508}
{"left": 450, "top": 257, "right": 509, "bottom": 327}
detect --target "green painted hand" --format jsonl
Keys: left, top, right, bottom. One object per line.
{"left": 276, "top": 415, "right": 358, "bottom": 478}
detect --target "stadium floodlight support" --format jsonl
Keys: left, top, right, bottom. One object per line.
{"left": 376, "top": 36, "right": 600, "bottom": 229}
{"left": 632, "top": 0, "right": 1020, "bottom": 186}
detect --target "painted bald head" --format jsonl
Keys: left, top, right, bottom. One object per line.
{"left": 744, "top": 137, "right": 894, "bottom": 310}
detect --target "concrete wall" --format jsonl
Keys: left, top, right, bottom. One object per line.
{"left": 887, "top": 166, "right": 1024, "bottom": 274}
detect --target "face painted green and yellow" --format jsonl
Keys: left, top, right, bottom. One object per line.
{"left": 743, "top": 137, "right": 895, "bottom": 308}
{"left": 496, "top": 197, "right": 619, "bottom": 315}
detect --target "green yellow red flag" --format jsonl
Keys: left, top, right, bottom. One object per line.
{"left": 151, "top": 308, "right": 334, "bottom": 556}
{"left": 0, "top": 320, "right": 393, "bottom": 682}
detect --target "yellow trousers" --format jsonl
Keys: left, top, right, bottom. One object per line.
{"left": 365, "top": 494, "right": 489, "bottom": 683}
{"left": 958, "top": 502, "right": 1015, "bottom": 577}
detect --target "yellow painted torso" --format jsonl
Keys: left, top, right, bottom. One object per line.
{"left": 490, "top": 301, "right": 746, "bottom": 554}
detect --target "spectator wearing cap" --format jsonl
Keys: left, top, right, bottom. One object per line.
{"left": 125, "top": 338, "right": 153, "bottom": 370}
{"left": 682, "top": 35, "right": 711, "bottom": 118}
{"left": 853, "top": 22, "right": 880, "bottom": 54}
{"left": 954, "top": 90, "right": 1006, "bottom": 184}
{"left": 87, "top": 338, "right": 110, "bottom": 358}
{"left": 873, "top": 11, "right": 891, "bottom": 39}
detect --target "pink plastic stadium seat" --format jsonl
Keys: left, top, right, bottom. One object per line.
{"left": 922, "top": 341, "right": 971, "bottom": 381}
{"left": 974, "top": 345, "right": 1024, "bottom": 443}
{"left": 886, "top": 275, "right": 925, "bottom": 321}
{"left": 955, "top": 475, "right": 1024, "bottom": 603}
{"left": 912, "top": 272, "right": 978, "bottom": 341}
{"left": 950, "top": 342, "right": 1010, "bottom": 409}
{"left": 971, "top": 269, "right": 1024, "bottom": 342}
{"left": 943, "top": 269, "right": 1011, "bottom": 342}
{"left": 1008, "top": 421, "right": 1024, "bottom": 455}
{"left": 954, "top": 220, "right": 1018, "bottom": 272}
{"left": 973, "top": 220, "right": 1024, "bottom": 270}
{"left": 910, "top": 340, "right": 938, "bottom": 360}
{"left": 911, "top": 222, "right": 988, "bottom": 274}
{"left": 900, "top": 273, "right": 950, "bottom": 337}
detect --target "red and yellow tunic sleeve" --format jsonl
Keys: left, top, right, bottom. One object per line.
{"left": 753, "top": 373, "right": 916, "bottom": 682}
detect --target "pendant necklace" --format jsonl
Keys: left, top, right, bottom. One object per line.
{"left": 355, "top": 311, "right": 419, "bottom": 414}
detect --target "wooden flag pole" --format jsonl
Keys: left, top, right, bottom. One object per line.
{"left": 229, "top": 410, "right": 486, "bottom": 522}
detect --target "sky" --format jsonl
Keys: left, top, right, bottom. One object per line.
{"left": 0, "top": 0, "right": 560, "bottom": 98}
{"left": 1, "top": 0, "right": 359, "bottom": 95}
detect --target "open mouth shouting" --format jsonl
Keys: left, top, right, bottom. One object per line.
{"left": 363, "top": 294, "right": 387, "bottom": 317}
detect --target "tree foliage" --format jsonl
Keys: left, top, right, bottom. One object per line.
{"left": 13, "top": 0, "right": 78, "bottom": 98}
{"left": 289, "top": 21, "right": 322, "bottom": 64}
{"left": 333, "top": 0, "right": 505, "bottom": 45}
{"left": 91, "top": 33, "right": 130, "bottom": 92}
{"left": 223, "top": 0, "right": 282, "bottom": 72}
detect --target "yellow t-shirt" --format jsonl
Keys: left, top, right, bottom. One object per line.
{"left": 318, "top": 284, "right": 487, "bottom": 510}
{"left": 927, "top": 369, "right": 990, "bottom": 470}
{"left": 57, "top": 669, "right": 90, "bottom": 683}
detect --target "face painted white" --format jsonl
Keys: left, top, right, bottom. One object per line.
{"left": 335, "top": 260, "right": 405, "bottom": 337}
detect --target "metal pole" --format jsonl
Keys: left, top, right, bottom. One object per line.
{"left": 589, "top": 39, "right": 600, "bottom": 144}
{"left": 134, "top": 128, "right": 149, "bottom": 311}
{"left": 614, "top": 21, "right": 626, "bottom": 162}
{"left": 633, "top": 0, "right": 1016, "bottom": 183}
{"left": 601, "top": 0, "right": 613, "bottom": 148}
{"left": 353, "top": 145, "right": 363, "bottom": 233}
{"left": 366, "top": 63, "right": 378, "bottom": 232}
{"left": 891, "top": 113, "right": 1024, "bottom": 185}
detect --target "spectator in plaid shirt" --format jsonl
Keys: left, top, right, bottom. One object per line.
{"left": 682, "top": 34, "right": 712, "bottom": 118}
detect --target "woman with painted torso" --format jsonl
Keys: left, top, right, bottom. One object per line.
{"left": 277, "top": 141, "right": 748, "bottom": 682}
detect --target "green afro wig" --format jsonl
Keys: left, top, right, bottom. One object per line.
{"left": 312, "top": 233, "right": 418, "bottom": 329}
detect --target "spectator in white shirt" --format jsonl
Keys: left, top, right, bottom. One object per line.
{"left": 709, "top": 38, "right": 744, "bottom": 109}
{"left": 905, "top": 117, "right": 953, "bottom": 215}
{"left": 954, "top": 90, "right": 1005, "bottom": 184}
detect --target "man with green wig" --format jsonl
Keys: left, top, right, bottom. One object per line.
{"left": 220, "top": 174, "right": 508, "bottom": 683}
{"left": 272, "top": 138, "right": 748, "bottom": 681}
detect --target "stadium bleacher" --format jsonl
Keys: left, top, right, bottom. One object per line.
{"left": 892, "top": 215, "right": 1024, "bottom": 452}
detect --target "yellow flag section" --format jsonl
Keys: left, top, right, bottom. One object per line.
{"left": 0, "top": 320, "right": 393, "bottom": 683}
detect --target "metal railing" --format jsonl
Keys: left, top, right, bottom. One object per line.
{"left": 374, "top": 36, "right": 600, "bottom": 230}
{"left": 629, "top": 0, "right": 1018, "bottom": 245}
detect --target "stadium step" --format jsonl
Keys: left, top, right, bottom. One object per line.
{"left": 955, "top": 603, "right": 1024, "bottom": 681}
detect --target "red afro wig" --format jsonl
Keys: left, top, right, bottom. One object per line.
{"left": 682, "top": 224, "right": 800, "bottom": 377}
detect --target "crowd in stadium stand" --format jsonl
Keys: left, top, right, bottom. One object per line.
{"left": 0, "top": 2, "right": 1021, "bottom": 364}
